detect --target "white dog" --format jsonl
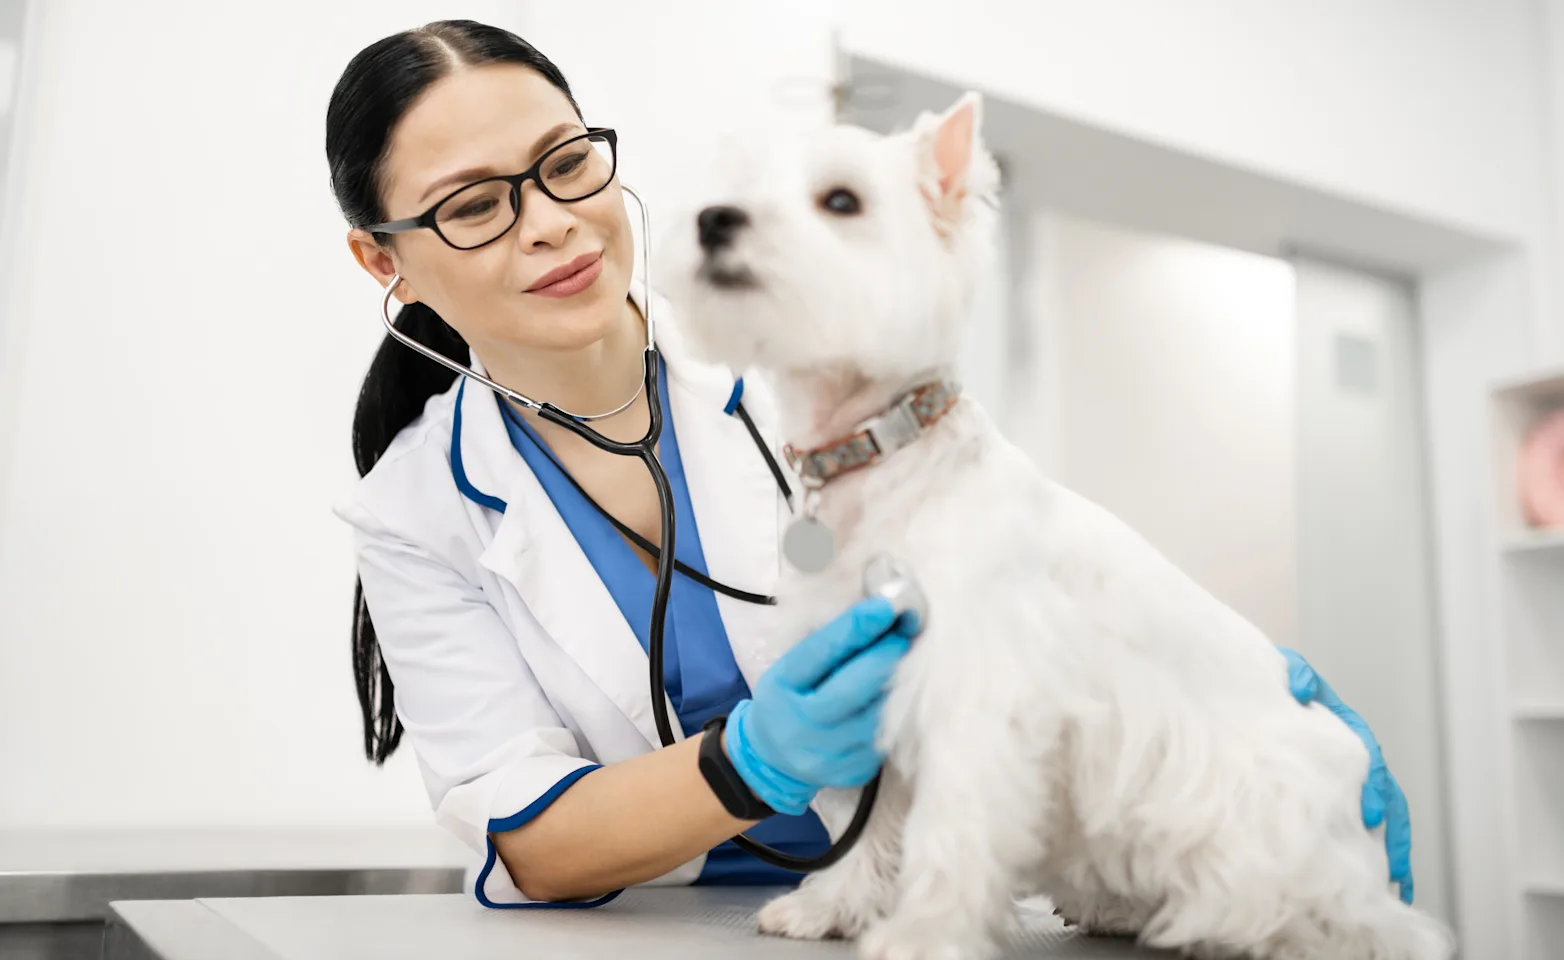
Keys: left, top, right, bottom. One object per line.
{"left": 659, "top": 93, "right": 1454, "bottom": 960}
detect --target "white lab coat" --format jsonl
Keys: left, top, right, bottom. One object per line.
{"left": 333, "top": 289, "right": 790, "bottom": 906}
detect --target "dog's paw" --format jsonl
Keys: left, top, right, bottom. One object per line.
{"left": 1049, "top": 896, "right": 1144, "bottom": 940}
{"left": 757, "top": 887, "right": 870, "bottom": 941}
{"left": 1052, "top": 907, "right": 1138, "bottom": 940}
{"left": 859, "top": 918, "right": 991, "bottom": 960}
{"left": 1068, "top": 923, "right": 1140, "bottom": 940}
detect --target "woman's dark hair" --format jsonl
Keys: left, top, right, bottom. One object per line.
{"left": 326, "top": 20, "right": 581, "bottom": 764}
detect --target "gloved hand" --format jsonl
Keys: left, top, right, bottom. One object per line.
{"left": 723, "top": 596, "right": 915, "bottom": 816}
{"left": 1281, "top": 648, "right": 1414, "bottom": 905}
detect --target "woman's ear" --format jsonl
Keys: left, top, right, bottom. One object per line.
{"left": 348, "top": 229, "right": 420, "bottom": 304}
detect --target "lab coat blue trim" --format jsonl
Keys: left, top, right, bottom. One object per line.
{"left": 486, "top": 764, "right": 601, "bottom": 833}
{"left": 450, "top": 379, "right": 509, "bottom": 514}
{"left": 475, "top": 765, "right": 621, "bottom": 909}
{"left": 722, "top": 377, "right": 745, "bottom": 415}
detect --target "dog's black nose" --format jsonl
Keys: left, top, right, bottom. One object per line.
{"left": 697, "top": 205, "right": 749, "bottom": 250}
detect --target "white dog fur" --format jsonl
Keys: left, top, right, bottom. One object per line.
{"left": 658, "top": 93, "right": 1454, "bottom": 960}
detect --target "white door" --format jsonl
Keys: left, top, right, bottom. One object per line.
{"left": 1293, "top": 257, "right": 1454, "bottom": 926}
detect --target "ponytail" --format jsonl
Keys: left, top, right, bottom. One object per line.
{"left": 350, "top": 303, "right": 467, "bottom": 763}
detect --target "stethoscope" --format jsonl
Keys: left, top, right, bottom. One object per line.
{"left": 376, "top": 184, "right": 879, "bottom": 872}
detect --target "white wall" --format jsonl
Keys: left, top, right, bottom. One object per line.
{"left": 0, "top": 0, "right": 31, "bottom": 341}
{"left": 840, "top": 0, "right": 1551, "bottom": 247}
{"left": 0, "top": 0, "right": 531, "bottom": 827}
{"left": 1544, "top": 0, "right": 1564, "bottom": 362}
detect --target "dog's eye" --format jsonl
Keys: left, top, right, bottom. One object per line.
{"left": 819, "top": 188, "right": 862, "bottom": 216}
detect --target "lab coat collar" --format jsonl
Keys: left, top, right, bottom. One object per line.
{"left": 454, "top": 283, "right": 783, "bottom": 749}
{"left": 451, "top": 282, "right": 731, "bottom": 510}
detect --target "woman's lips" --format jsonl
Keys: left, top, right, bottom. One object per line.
{"left": 527, "top": 252, "right": 604, "bottom": 298}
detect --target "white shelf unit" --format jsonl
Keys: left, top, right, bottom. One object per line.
{"left": 1504, "top": 528, "right": 1564, "bottom": 556}
{"left": 1491, "top": 367, "right": 1564, "bottom": 959}
{"left": 1514, "top": 701, "right": 1564, "bottom": 722}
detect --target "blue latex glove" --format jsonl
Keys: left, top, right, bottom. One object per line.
{"left": 1281, "top": 648, "right": 1414, "bottom": 905}
{"left": 723, "top": 597, "right": 915, "bottom": 816}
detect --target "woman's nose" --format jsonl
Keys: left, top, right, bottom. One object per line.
{"left": 514, "top": 183, "right": 576, "bottom": 249}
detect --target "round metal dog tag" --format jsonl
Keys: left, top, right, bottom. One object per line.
{"left": 783, "top": 517, "right": 836, "bottom": 573}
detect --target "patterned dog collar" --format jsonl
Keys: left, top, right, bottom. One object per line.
{"left": 784, "top": 380, "right": 961, "bottom": 488}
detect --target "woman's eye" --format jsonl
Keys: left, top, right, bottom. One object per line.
{"left": 819, "top": 188, "right": 862, "bottom": 216}
{"left": 547, "top": 151, "right": 587, "bottom": 179}
{"left": 451, "top": 197, "right": 499, "bottom": 220}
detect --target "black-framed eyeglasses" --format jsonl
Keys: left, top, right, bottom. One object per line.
{"left": 365, "top": 128, "right": 619, "bottom": 251}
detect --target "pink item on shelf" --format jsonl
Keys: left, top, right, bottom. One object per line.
{"left": 1519, "top": 407, "right": 1564, "bottom": 528}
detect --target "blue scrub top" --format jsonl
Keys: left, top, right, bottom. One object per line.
{"left": 495, "top": 358, "right": 830, "bottom": 885}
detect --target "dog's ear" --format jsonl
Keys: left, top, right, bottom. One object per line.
{"left": 912, "top": 91, "right": 986, "bottom": 237}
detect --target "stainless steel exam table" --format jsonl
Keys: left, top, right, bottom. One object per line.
{"left": 0, "top": 828, "right": 466, "bottom": 960}
{"left": 103, "top": 885, "right": 1175, "bottom": 959}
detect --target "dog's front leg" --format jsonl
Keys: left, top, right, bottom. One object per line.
{"left": 757, "top": 769, "right": 910, "bottom": 940}
{"left": 860, "top": 710, "right": 1051, "bottom": 960}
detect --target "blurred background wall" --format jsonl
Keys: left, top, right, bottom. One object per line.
{"left": 2, "top": 2, "right": 1563, "bottom": 956}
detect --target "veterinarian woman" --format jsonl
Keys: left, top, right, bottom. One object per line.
{"left": 328, "top": 20, "right": 1415, "bottom": 908}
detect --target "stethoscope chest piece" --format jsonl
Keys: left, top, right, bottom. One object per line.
{"left": 862, "top": 553, "right": 928, "bottom": 637}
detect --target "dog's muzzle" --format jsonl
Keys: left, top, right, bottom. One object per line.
{"left": 699, "top": 260, "right": 759, "bottom": 290}
{"left": 697, "top": 205, "right": 748, "bottom": 250}
{"left": 695, "top": 205, "right": 760, "bottom": 290}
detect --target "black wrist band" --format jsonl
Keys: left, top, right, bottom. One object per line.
{"left": 698, "top": 714, "right": 777, "bottom": 821}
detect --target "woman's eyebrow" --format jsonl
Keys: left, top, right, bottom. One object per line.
{"left": 418, "top": 165, "right": 498, "bottom": 204}
{"left": 527, "top": 122, "right": 581, "bottom": 163}
{"left": 416, "top": 122, "right": 584, "bottom": 205}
